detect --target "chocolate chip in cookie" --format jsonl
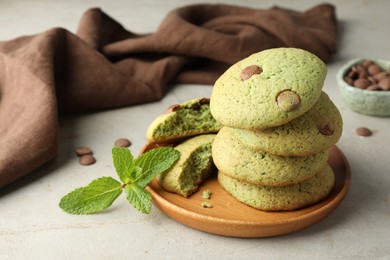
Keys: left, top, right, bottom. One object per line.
{"left": 276, "top": 90, "right": 301, "bottom": 112}
{"left": 241, "top": 65, "right": 262, "bottom": 80}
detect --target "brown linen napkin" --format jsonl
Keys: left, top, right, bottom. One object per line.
{"left": 0, "top": 3, "right": 337, "bottom": 189}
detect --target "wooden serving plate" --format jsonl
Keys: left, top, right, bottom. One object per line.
{"left": 144, "top": 145, "right": 351, "bottom": 238}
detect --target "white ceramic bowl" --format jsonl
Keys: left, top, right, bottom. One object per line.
{"left": 337, "top": 58, "right": 390, "bottom": 116}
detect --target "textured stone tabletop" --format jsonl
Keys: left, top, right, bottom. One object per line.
{"left": 1, "top": 0, "right": 389, "bottom": 259}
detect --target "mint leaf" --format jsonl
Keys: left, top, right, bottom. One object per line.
{"left": 124, "top": 183, "right": 152, "bottom": 214}
{"left": 59, "top": 177, "right": 122, "bottom": 214}
{"left": 60, "top": 146, "right": 180, "bottom": 216}
{"left": 112, "top": 147, "right": 136, "bottom": 183}
{"left": 134, "top": 147, "right": 180, "bottom": 188}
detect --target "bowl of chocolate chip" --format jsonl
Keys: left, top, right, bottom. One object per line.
{"left": 337, "top": 58, "right": 390, "bottom": 116}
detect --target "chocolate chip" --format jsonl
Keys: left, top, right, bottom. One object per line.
{"left": 378, "top": 78, "right": 390, "bottom": 90}
{"left": 199, "top": 98, "right": 210, "bottom": 104}
{"left": 276, "top": 90, "right": 301, "bottom": 112}
{"left": 318, "top": 123, "right": 334, "bottom": 136}
{"left": 374, "top": 72, "right": 388, "bottom": 81}
{"left": 191, "top": 103, "right": 201, "bottom": 110}
{"left": 362, "top": 59, "right": 374, "bottom": 68}
{"left": 367, "top": 76, "right": 378, "bottom": 84}
{"left": 357, "top": 68, "right": 368, "bottom": 79}
{"left": 343, "top": 60, "right": 390, "bottom": 91}
{"left": 75, "top": 146, "right": 93, "bottom": 157}
{"left": 347, "top": 70, "right": 359, "bottom": 80}
{"left": 114, "top": 138, "right": 132, "bottom": 147}
{"left": 366, "top": 84, "right": 382, "bottom": 91}
{"left": 344, "top": 76, "right": 354, "bottom": 85}
{"left": 241, "top": 65, "right": 262, "bottom": 80}
{"left": 356, "top": 127, "right": 373, "bottom": 137}
{"left": 79, "top": 155, "right": 96, "bottom": 166}
{"left": 315, "top": 115, "right": 334, "bottom": 136}
{"left": 367, "top": 64, "right": 383, "bottom": 75}
{"left": 352, "top": 65, "right": 368, "bottom": 79}
{"left": 165, "top": 104, "right": 180, "bottom": 114}
{"left": 353, "top": 78, "right": 370, "bottom": 89}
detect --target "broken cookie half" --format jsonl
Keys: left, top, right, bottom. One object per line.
{"left": 157, "top": 134, "right": 216, "bottom": 197}
{"left": 146, "top": 97, "right": 222, "bottom": 143}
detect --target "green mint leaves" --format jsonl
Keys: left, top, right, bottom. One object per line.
{"left": 59, "top": 146, "right": 180, "bottom": 215}
{"left": 59, "top": 177, "right": 122, "bottom": 214}
{"left": 124, "top": 183, "right": 152, "bottom": 214}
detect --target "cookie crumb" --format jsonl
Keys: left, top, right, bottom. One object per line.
{"left": 356, "top": 127, "right": 373, "bottom": 137}
{"left": 202, "top": 189, "right": 211, "bottom": 199}
{"left": 201, "top": 202, "right": 212, "bottom": 208}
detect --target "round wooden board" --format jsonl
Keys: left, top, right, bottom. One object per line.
{"left": 145, "top": 145, "right": 351, "bottom": 238}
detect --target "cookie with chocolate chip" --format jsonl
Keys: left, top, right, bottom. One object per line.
{"left": 146, "top": 97, "right": 223, "bottom": 143}
{"left": 212, "top": 126, "right": 329, "bottom": 186}
{"left": 210, "top": 48, "right": 326, "bottom": 130}
{"left": 229, "top": 92, "right": 343, "bottom": 156}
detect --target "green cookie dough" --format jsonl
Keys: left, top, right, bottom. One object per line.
{"left": 218, "top": 163, "right": 335, "bottom": 211}
{"left": 212, "top": 127, "right": 329, "bottom": 186}
{"left": 157, "top": 134, "right": 216, "bottom": 197}
{"left": 146, "top": 97, "right": 222, "bottom": 143}
{"left": 230, "top": 92, "right": 343, "bottom": 156}
{"left": 210, "top": 47, "right": 327, "bottom": 130}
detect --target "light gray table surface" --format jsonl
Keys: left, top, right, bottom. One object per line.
{"left": 1, "top": 0, "right": 389, "bottom": 259}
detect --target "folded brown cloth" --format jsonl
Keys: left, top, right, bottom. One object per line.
{"left": 0, "top": 3, "right": 337, "bottom": 189}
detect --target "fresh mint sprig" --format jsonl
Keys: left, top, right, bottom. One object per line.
{"left": 59, "top": 146, "right": 180, "bottom": 215}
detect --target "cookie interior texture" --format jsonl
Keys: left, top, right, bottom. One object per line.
{"left": 210, "top": 47, "right": 327, "bottom": 130}
{"left": 212, "top": 127, "right": 329, "bottom": 186}
{"left": 157, "top": 134, "right": 216, "bottom": 197}
{"left": 146, "top": 98, "right": 222, "bottom": 143}
{"left": 230, "top": 92, "right": 343, "bottom": 156}
{"left": 218, "top": 163, "right": 335, "bottom": 211}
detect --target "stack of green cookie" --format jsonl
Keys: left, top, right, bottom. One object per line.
{"left": 210, "top": 48, "right": 343, "bottom": 211}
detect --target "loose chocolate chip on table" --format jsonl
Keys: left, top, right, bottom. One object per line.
{"left": 276, "top": 90, "right": 301, "bottom": 112}
{"left": 356, "top": 127, "right": 373, "bottom": 137}
{"left": 79, "top": 155, "right": 96, "bottom": 166}
{"left": 114, "top": 138, "right": 132, "bottom": 147}
{"left": 75, "top": 146, "right": 93, "bottom": 156}
{"left": 240, "top": 65, "right": 262, "bottom": 80}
